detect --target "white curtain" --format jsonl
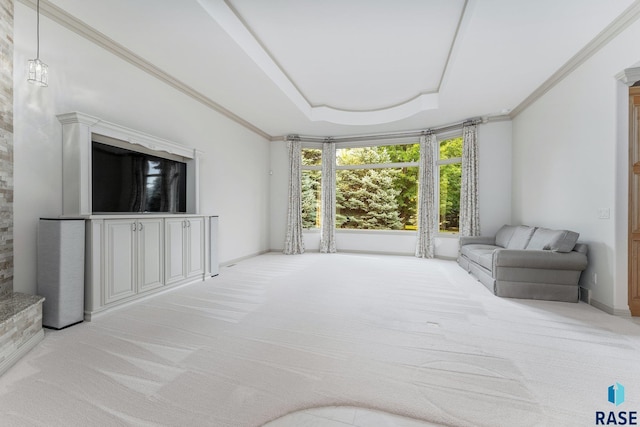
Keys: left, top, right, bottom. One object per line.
{"left": 283, "top": 137, "right": 305, "bottom": 254}
{"left": 320, "top": 139, "right": 336, "bottom": 253}
{"left": 460, "top": 123, "right": 480, "bottom": 237}
{"left": 415, "top": 133, "right": 437, "bottom": 258}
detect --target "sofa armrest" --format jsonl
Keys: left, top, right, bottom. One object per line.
{"left": 459, "top": 236, "right": 496, "bottom": 247}
{"left": 493, "top": 249, "right": 588, "bottom": 270}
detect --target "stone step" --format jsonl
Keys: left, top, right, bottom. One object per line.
{"left": 0, "top": 292, "right": 45, "bottom": 376}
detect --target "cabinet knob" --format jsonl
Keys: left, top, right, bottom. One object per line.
{"left": 132, "top": 222, "right": 137, "bottom": 232}
{"left": 138, "top": 222, "right": 144, "bottom": 231}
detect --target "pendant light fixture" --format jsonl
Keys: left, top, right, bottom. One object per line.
{"left": 27, "top": 0, "right": 48, "bottom": 87}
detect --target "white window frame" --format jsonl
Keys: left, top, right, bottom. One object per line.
{"left": 334, "top": 139, "right": 420, "bottom": 232}
{"left": 299, "top": 133, "right": 464, "bottom": 236}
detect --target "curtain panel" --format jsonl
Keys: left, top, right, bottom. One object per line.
{"left": 320, "top": 140, "right": 337, "bottom": 253}
{"left": 460, "top": 124, "right": 480, "bottom": 237}
{"left": 415, "top": 134, "right": 437, "bottom": 258}
{"left": 283, "top": 138, "right": 305, "bottom": 254}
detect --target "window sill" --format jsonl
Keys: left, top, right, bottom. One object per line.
{"left": 437, "top": 232, "right": 460, "bottom": 239}
{"left": 303, "top": 228, "right": 460, "bottom": 239}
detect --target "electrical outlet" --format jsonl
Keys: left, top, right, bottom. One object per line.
{"left": 598, "top": 208, "right": 610, "bottom": 219}
{"left": 594, "top": 273, "right": 597, "bottom": 284}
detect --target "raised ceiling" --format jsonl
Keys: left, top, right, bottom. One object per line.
{"left": 26, "top": 0, "right": 640, "bottom": 138}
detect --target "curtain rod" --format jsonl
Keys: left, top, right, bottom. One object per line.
{"left": 286, "top": 117, "right": 483, "bottom": 143}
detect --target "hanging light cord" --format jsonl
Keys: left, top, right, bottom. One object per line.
{"left": 36, "top": 0, "right": 40, "bottom": 59}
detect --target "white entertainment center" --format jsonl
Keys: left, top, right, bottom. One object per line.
{"left": 57, "top": 112, "right": 218, "bottom": 320}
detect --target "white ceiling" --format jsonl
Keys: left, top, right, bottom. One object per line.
{"left": 41, "top": 0, "right": 638, "bottom": 138}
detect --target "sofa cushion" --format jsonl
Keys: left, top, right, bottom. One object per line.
{"left": 525, "top": 228, "right": 579, "bottom": 252}
{"left": 460, "top": 244, "right": 497, "bottom": 266}
{"left": 526, "top": 228, "right": 559, "bottom": 250}
{"left": 495, "top": 225, "right": 518, "bottom": 248}
{"left": 477, "top": 252, "right": 494, "bottom": 271}
{"left": 505, "top": 226, "right": 536, "bottom": 249}
{"left": 548, "top": 230, "right": 580, "bottom": 253}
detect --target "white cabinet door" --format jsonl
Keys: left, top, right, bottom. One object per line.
{"left": 165, "top": 217, "right": 186, "bottom": 285}
{"left": 186, "top": 217, "right": 204, "bottom": 278}
{"left": 85, "top": 215, "right": 210, "bottom": 319}
{"left": 137, "top": 218, "right": 164, "bottom": 293}
{"left": 104, "top": 220, "right": 136, "bottom": 304}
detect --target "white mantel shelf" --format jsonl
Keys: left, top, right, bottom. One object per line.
{"left": 86, "top": 213, "right": 216, "bottom": 219}
{"left": 57, "top": 112, "right": 197, "bottom": 159}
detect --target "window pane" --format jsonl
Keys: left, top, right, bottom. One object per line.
{"left": 439, "top": 162, "right": 461, "bottom": 233}
{"left": 336, "top": 166, "right": 417, "bottom": 230}
{"left": 440, "top": 137, "right": 463, "bottom": 160}
{"left": 302, "top": 170, "right": 321, "bottom": 228}
{"left": 382, "top": 144, "right": 420, "bottom": 163}
{"left": 337, "top": 144, "right": 419, "bottom": 166}
{"left": 302, "top": 148, "right": 322, "bottom": 166}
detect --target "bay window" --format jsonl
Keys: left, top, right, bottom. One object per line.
{"left": 300, "top": 137, "right": 463, "bottom": 234}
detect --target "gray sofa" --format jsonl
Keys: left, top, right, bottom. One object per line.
{"left": 458, "top": 225, "right": 588, "bottom": 302}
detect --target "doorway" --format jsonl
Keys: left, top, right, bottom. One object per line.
{"left": 628, "top": 85, "right": 640, "bottom": 316}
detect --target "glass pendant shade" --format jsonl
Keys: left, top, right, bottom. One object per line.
{"left": 28, "top": 58, "right": 48, "bottom": 87}
{"left": 28, "top": 0, "right": 48, "bottom": 87}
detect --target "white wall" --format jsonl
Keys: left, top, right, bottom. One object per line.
{"left": 270, "top": 140, "right": 288, "bottom": 251}
{"left": 13, "top": 3, "right": 271, "bottom": 295}
{"left": 511, "top": 18, "right": 640, "bottom": 314}
{"left": 269, "top": 120, "right": 512, "bottom": 258}
{"left": 478, "top": 120, "right": 513, "bottom": 235}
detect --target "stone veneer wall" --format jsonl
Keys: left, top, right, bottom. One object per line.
{"left": 0, "top": 0, "right": 12, "bottom": 300}
{"left": 0, "top": 295, "right": 43, "bottom": 370}
{"left": 0, "top": 1, "right": 45, "bottom": 378}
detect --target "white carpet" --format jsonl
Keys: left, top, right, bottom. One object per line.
{"left": 1, "top": 252, "right": 639, "bottom": 426}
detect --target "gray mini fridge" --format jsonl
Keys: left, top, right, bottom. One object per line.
{"left": 37, "top": 218, "right": 85, "bottom": 329}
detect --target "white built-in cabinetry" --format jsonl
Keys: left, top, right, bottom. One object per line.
{"left": 86, "top": 215, "right": 212, "bottom": 320}
{"left": 56, "top": 112, "right": 217, "bottom": 321}
{"left": 103, "top": 218, "right": 164, "bottom": 305}
{"left": 165, "top": 217, "right": 205, "bottom": 285}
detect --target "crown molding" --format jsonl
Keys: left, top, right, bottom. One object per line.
{"left": 510, "top": 0, "right": 640, "bottom": 118}
{"left": 17, "top": 0, "right": 273, "bottom": 141}
{"left": 482, "top": 114, "right": 511, "bottom": 124}
{"left": 616, "top": 67, "right": 640, "bottom": 86}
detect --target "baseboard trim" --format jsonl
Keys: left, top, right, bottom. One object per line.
{"left": 0, "top": 329, "right": 44, "bottom": 377}
{"left": 270, "top": 248, "right": 456, "bottom": 260}
{"left": 221, "top": 250, "right": 271, "bottom": 267}
{"left": 589, "top": 298, "right": 632, "bottom": 317}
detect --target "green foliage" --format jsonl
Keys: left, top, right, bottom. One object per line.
{"left": 335, "top": 147, "right": 403, "bottom": 230}
{"left": 440, "top": 137, "right": 463, "bottom": 159}
{"left": 383, "top": 143, "right": 420, "bottom": 163}
{"left": 301, "top": 170, "right": 321, "bottom": 228}
{"left": 380, "top": 144, "right": 419, "bottom": 227}
{"left": 302, "top": 148, "right": 322, "bottom": 166}
{"left": 439, "top": 138, "right": 463, "bottom": 232}
{"left": 300, "top": 139, "right": 462, "bottom": 232}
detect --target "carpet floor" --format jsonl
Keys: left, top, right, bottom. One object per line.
{"left": 0, "top": 252, "right": 639, "bottom": 426}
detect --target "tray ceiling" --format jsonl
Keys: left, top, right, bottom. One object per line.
{"left": 24, "top": 0, "right": 640, "bottom": 138}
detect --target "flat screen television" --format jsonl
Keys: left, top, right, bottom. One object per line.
{"left": 92, "top": 141, "right": 187, "bottom": 213}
